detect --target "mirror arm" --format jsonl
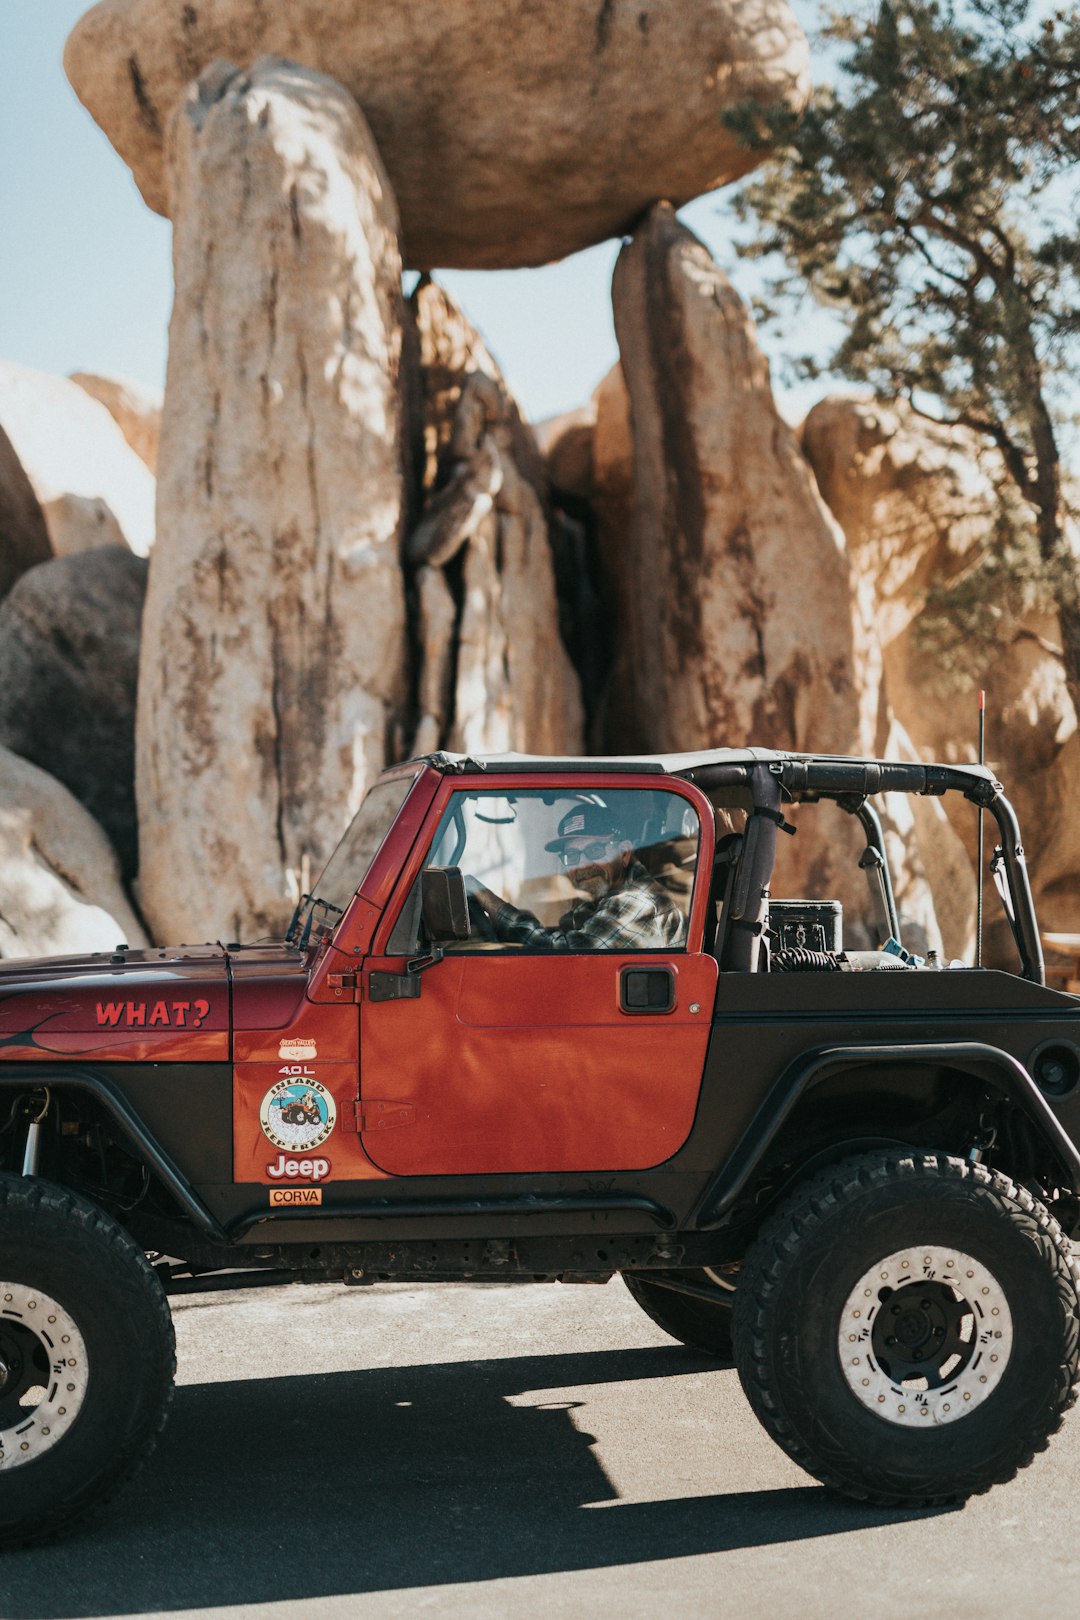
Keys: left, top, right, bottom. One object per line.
{"left": 407, "top": 944, "right": 445, "bottom": 976}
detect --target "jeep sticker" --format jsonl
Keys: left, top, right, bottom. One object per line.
{"left": 269, "top": 1187, "right": 323, "bottom": 1207}
{"left": 96, "top": 998, "right": 211, "bottom": 1028}
{"left": 259, "top": 1079, "right": 336, "bottom": 1152}
{"left": 266, "top": 1153, "right": 331, "bottom": 1182}
{"left": 279, "top": 1037, "right": 318, "bottom": 1060}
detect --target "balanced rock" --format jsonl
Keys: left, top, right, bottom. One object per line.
{"left": 0, "top": 745, "right": 146, "bottom": 960}
{"left": 71, "top": 371, "right": 162, "bottom": 473}
{"left": 0, "top": 423, "right": 51, "bottom": 602}
{"left": 0, "top": 362, "right": 155, "bottom": 557}
{"left": 0, "top": 549, "right": 148, "bottom": 879}
{"left": 406, "top": 279, "right": 584, "bottom": 756}
{"left": 137, "top": 58, "right": 409, "bottom": 944}
{"left": 65, "top": 0, "right": 810, "bottom": 269}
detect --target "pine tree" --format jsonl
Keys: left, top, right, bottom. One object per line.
{"left": 728, "top": 0, "right": 1080, "bottom": 708}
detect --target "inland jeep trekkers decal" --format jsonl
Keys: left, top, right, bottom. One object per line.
{"left": 259, "top": 1074, "right": 337, "bottom": 1152}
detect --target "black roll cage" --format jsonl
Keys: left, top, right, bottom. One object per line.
{"left": 682, "top": 758, "right": 1044, "bottom": 984}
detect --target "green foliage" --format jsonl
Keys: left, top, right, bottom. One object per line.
{"left": 728, "top": 0, "right": 1080, "bottom": 697}
{"left": 913, "top": 508, "right": 1061, "bottom": 687}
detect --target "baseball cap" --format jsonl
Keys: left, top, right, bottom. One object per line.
{"left": 544, "top": 804, "right": 622, "bottom": 853}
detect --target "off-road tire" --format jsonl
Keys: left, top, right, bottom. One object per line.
{"left": 0, "top": 1174, "right": 176, "bottom": 1547}
{"left": 623, "top": 1270, "right": 735, "bottom": 1358}
{"left": 733, "top": 1151, "right": 1080, "bottom": 1506}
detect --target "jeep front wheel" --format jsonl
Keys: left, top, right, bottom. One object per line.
{"left": 733, "top": 1152, "right": 1080, "bottom": 1505}
{"left": 622, "top": 1269, "right": 735, "bottom": 1358}
{"left": 0, "top": 1174, "right": 176, "bottom": 1546}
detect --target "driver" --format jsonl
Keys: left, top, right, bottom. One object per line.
{"left": 464, "top": 804, "right": 686, "bottom": 952}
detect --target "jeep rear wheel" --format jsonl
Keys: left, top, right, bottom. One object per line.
{"left": 733, "top": 1152, "right": 1080, "bottom": 1505}
{"left": 623, "top": 1269, "right": 735, "bottom": 1358}
{"left": 0, "top": 1175, "right": 176, "bottom": 1546}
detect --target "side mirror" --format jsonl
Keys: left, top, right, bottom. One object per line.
{"left": 420, "top": 867, "right": 471, "bottom": 942}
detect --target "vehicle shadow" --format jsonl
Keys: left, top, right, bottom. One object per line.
{"left": 4, "top": 1344, "right": 948, "bottom": 1614}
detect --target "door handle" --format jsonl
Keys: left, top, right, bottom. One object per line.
{"left": 619, "top": 965, "right": 676, "bottom": 1014}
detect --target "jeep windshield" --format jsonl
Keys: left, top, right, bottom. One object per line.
{"left": 286, "top": 771, "right": 419, "bottom": 947}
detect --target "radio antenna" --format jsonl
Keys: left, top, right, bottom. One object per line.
{"left": 975, "top": 689, "right": 986, "bottom": 967}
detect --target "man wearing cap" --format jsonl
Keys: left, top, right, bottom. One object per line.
{"left": 464, "top": 804, "right": 686, "bottom": 952}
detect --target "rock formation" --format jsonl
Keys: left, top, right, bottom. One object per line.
{"left": 137, "top": 58, "right": 409, "bottom": 944}
{"left": 604, "top": 204, "right": 872, "bottom": 759}
{"left": 802, "top": 394, "right": 1077, "bottom": 959}
{"left": 0, "top": 361, "right": 156, "bottom": 556}
{"left": 0, "top": 423, "right": 51, "bottom": 602}
{"left": 65, "top": 0, "right": 810, "bottom": 269}
{"left": 71, "top": 371, "right": 162, "bottom": 472}
{"left": 0, "top": 356, "right": 156, "bottom": 554}
{"left": 0, "top": 745, "right": 146, "bottom": 960}
{"left": 0, "top": 549, "right": 147, "bottom": 881}
{"left": 535, "top": 404, "right": 596, "bottom": 511}
{"left": 406, "top": 279, "right": 584, "bottom": 756}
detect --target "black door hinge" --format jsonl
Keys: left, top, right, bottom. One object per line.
{"left": 368, "top": 972, "right": 422, "bottom": 1002}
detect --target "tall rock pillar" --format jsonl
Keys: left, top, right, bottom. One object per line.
{"left": 138, "top": 58, "right": 408, "bottom": 942}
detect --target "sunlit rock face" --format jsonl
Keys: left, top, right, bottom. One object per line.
{"left": 0, "top": 745, "right": 147, "bottom": 961}
{"left": 70, "top": 372, "right": 162, "bottom": 474}
{"left": 65, "top": 0, "right": 810, "bottom": 268}
{"left": 0, "top": 362, "right": 156, "bottom": 558}
{"left": 137, "top": 59, "right": 408, "bottom": 944}
{"left": 601, "top": 204, "right": 976, "bottom": 947}
{"left": 803, "top": 394, "right": 1078, "bottom": 961}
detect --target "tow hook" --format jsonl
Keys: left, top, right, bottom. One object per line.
{"left": 22, "top": 1089, "right": 51, "bottom": 1178}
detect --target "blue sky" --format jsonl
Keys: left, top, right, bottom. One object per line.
{"left": 1, "top": 1, "right": 824, "bottom": 425}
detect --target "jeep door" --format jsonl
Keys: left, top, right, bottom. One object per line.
{"left": 357, "top": 774, "right": 717, "bottom": 1175}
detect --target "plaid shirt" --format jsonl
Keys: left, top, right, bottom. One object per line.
{"left": 489, "top": 860, "right": 687, "bottom": 952}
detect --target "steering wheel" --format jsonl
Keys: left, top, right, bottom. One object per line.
{"left": 466, "top": 891, "right": 499, "bottom": 943}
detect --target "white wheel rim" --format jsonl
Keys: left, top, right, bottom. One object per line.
{"left": 0, "top": 1283, "right": 89, "bottom": 1468}
{"left": 838, "top": 1246, "right": 1013, "bottom": 1428}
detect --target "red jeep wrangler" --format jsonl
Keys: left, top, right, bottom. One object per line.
{"left": 2, "top": 747, "right": 1079, "bottom": 1543}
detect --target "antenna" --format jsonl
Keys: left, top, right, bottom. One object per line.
{"left": 975, "top": 689, "right": 986, "bottom": 967}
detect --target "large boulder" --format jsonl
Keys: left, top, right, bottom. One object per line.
{"left": 535, "top": 404, "right": 596, "bottom": 511}
{"left": 601, "top": 205, "right": 887, "bottom": 928}
{"left": 137, "top": 58, "right": 409, "bottom": 944}
{"left": 0, "top": 423, "right": 51, "bottom": 602}
{"left": 406, "top": 279, "right": 584, "bottom": 756}
{"left": 65, "top": 0, "right": 810, "bottom": 269}
{"left": 0, "top": 362, "right": 156, "bottom": 557}
{"left": 71, "top": 371, "right": 162, "bottom": 473}
{"left": 802, "top": 394, "right": 1077, "bottom": 957}
{"left": 0, "top": 549, "right": 147, "bottom": 881}
{"left": 0, "top": 746, "right": 146, "bottom": 960}
{"left": 604, "top": 204, "right": 873, "bottom": 760}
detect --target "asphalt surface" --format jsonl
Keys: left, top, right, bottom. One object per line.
{"left": 4, "top": 1277, "right": 1079, "bottom": 1619}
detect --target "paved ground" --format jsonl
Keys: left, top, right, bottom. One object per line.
{"left": 4, "top": 1277, "right": 1079, "bottom": 1619}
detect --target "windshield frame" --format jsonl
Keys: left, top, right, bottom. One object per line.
{"left": 287, "top": 768, "right": 422, "bottom": 949}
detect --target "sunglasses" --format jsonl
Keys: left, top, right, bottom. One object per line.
{"left": 558, "top": 838, "right": 616, "bottom": 868}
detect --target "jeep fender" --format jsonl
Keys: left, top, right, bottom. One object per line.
{"left": 0, "top": 1063, "right": 228, "bottom": 1240}
{"left": 693, "top": 1041, "right": 1080, "bottom": 1229}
